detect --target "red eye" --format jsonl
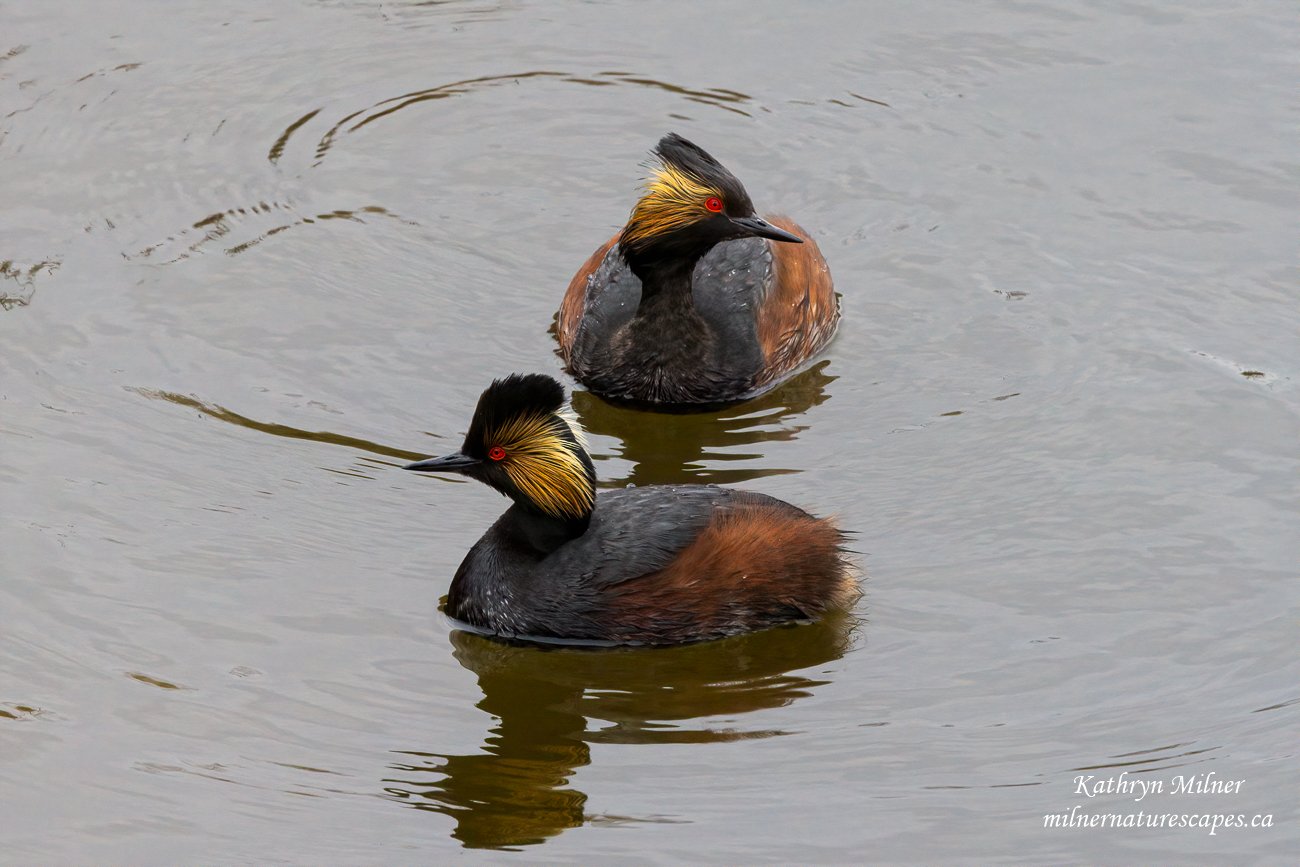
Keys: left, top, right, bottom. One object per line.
{"left": 704, "top": 196, "right": 723, "bottom": 213}
{"left": 487, "top": 446, "right": 506, "bottom": 461}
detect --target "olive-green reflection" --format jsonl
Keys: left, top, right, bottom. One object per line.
{"left": 573, "top": 361, "right": 836, "bottom": 487}
{"left": 383, "top": 613, "right": 854, "bottom": 850}
{"left": 128, "top": 387, "right": 427, "bottom": 463}
{"left": 1, "top": 258, "right": 58, "bottom": 310}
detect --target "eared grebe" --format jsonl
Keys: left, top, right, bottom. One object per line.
{"left": 557, "top": 133, "right": 839, "bottom": 408}
{"left": 404, "top": 373, "right": 857, "bottom": 645}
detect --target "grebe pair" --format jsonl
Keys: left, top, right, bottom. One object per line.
{"left": 403, "top": 135, "right": 855, "bottom": 645}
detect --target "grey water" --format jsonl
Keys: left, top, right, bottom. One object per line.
{"left": 2, "top": 1, "right": 1297, "bottom": 863}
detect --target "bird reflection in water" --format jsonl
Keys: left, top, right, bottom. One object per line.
{"left": 382, "top": 612, "right": 855, "bottom": 850}
{"left": 572, "top": 360, "right": 836, "bottom": 487}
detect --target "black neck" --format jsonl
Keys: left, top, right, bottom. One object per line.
{"left": 616, "top": 242, "right": 719, "bottom": 382}
{"left": 500, "top": 502, "right": 591, "bottom": 555}
{"left": 637, "top": 263, "right": 698, "bottom": 318}
{"left": 622, "top": 237, "right": 711, "bottom": 294}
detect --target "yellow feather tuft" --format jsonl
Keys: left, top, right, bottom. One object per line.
{"left": 556, "top": 403, "right": 588, "bottom": 450}
{"left": 622, "top": 162, "right": 721, "bottom": 249}
{"left": 488, "top": 411, "right": 595, "bottom": 520}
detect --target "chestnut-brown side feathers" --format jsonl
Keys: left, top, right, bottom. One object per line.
{"left": 599, "top": 499, "right": 858, "bottom": 643}
{"left": 557, "top": 232, "right": 619, "bottom": 360}
{"left": 755, "top": 216, "right": 839, "bottom": 385}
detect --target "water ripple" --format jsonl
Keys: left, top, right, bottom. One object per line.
{"left": 285, "top": 70, "right": 759, "bottom": 169}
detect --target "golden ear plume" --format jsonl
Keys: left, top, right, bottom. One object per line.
{"left": 622, "top": 163, "right": 719, "bottom": 250}
{"left": 489, "top": 412, "right": 595, "bottom": 520}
